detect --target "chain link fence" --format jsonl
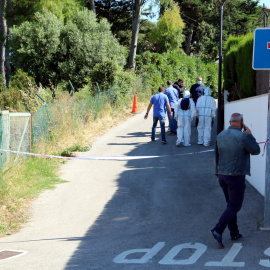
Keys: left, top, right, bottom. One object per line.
{"left": 32, "top": 88, "right": 117, "bottom": 144}
{"left": 0, "top": 83, "right": 146, "bottom": 167}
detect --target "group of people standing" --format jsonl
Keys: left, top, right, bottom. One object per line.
{"left": 144, "top": 77, "right": 216, "bottom": 146}
{"left": 144, "top": 77, "right": 262, "bottom": 249}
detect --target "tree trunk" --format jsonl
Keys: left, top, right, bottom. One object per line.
{"left": 86, "top": 0, "right": 96, "bottom": 13}
{"left": 5, "top": 27, "right": 10, "bottom": 87}
{"left": 185, "top": 23, "right": 194, "bottom": 55}
{"left": 160, "top": 4, "right": 165, "bottom": 17}
{"left": 128, "top": 0, "right": 142, "bottom": 70}
{"left": 0, "top": 0, "right": 7, "bottom": 86}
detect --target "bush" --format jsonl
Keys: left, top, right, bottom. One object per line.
{"left": 136, "top": 50, "right": 218, "bottom": 97}
{"left": 223, "top": 33, "right": 256, "bottom": 101}
{"left": 0, "top": 70, "right": 47, "bottom": 112}
{"left": 10, "top": 9, "right": 127, "bottom": 89}
{"left": 10, "top": 10, "right": 63, "bottom": 85}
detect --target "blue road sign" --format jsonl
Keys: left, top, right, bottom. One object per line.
{"left": 252, "top": 28, "right": 270, "bottom": 70}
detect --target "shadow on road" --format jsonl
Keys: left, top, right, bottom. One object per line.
{"left": 64, "top": 120, "right": 264, "bottom": 269}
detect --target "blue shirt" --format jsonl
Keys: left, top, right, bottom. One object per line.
{"left": 164, "top": 85, "right": 179, "bottom": 108}
{"left": 150, "top": 92, "right": 169, "bottom": 117}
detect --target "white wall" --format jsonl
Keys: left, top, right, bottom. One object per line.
{"left": 224, "top": 94, "right": 269, "bottom": 196}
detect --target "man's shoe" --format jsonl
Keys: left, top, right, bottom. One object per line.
{"left": 151, "top": 138, "right": 155, "bottom": 142}
{"left": 231, "top": 234, "right": 242, "bottom": 241}
{"left": 168, "top": 132, "right": 174, "bottom": 135}
{"left": 210, "top": 229, "right": 224, "bottom": 248}
{"left": 162, "top": 141, "right": 167, "bottom": 144}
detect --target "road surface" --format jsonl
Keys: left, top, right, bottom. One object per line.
{"left": 0, "top": 111, "right": 268, "bottom": 270}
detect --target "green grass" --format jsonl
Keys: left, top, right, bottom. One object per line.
{"left": 59, "top": 144, "right": 91, "bottom": 157}
{"left": 0, "top": 157, "right": 66, "bottom": 236}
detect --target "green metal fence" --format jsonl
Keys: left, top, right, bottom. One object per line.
{"left": 32, "top": 88, "right": 117, "bottom": 144}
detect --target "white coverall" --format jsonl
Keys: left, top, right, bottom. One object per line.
{"left": 196, "top": 87, "right": 216, "bottom": 146}
{"left": 175, "top": 91, "right": 196, "bottom": 146}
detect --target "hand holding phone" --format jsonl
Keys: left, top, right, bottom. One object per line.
{"left": 242, "top": 123, "right": 251, "bottom": 135}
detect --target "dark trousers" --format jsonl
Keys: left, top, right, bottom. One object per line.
{"left": 213, "top": 175, "right": 246, "bottom": 237}
{"left": 151, "top": 116, "right": 166, "bottom": 142}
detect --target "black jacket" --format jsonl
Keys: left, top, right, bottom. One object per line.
{"left": 173, "top": 82, "right": 185, "bottom": 98}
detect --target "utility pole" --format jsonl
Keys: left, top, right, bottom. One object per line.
{"left": 262, "top": 3, "right": 270, "bottom": 228}
{"left": 254, "top": 4, "right": 270, "bottom": 228}
{"left": 217, "top": 0, "right": 229, "bottom": 135}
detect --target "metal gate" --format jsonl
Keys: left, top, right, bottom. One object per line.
{"left": 0, "top": 111, "right": 31, "bottom": 167}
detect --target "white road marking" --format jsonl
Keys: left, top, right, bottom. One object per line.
{"left": 259, "top": 247, "right": 270, "bottom": 267}
{"left": 205, "top": 243, "right": 245, "bottom": 267}
{"left": 0, "top": 249, "right": 28, "bottom": 261}
{"left": 113, "top": 242, "right": 165, "bottom": 264}
{"left": 159, "top": 243, "right": 207, "bottom": 265}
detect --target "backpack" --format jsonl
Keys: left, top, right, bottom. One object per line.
{"left": 180, "top": 98, "right": 190, "bottom": 110}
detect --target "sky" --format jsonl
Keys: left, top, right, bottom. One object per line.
{"left": 260, "top": 0, "right": 270, "bottom": 7}
{"left": 142, "top": 0, "right": 270, "bottom": 23}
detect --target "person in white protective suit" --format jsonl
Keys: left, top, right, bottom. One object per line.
{"left": 175, "top": 91, "right": 196, "bottom": 146}
{"left": 196, "top": 87, "right": 216, "bottom": 146}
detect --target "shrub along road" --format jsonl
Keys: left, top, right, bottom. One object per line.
{"left": 0, "top": 111, "right": 267, "bottom": 269}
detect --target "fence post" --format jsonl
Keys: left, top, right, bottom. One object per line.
{"left": 0, "top": 111, "right": 10, "bottom": 167}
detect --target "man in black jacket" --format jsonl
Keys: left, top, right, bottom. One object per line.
{"left": 190, "top": 77, "right": 205, "bottom": 127}
{"left": 173, "top": 79, "right": 185, "bottom": 99}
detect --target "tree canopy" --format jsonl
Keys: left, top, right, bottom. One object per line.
{"left": 149, "top": 3, "right": 185, "bottom": 53}
{"left": 10, "top": 9, "right": 126, "bottom": 88}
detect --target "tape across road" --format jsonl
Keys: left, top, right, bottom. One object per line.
{"left": 0, "top": 149, "right": 214, "bottom": 161}
{"left": 0, "top": 139, "right": 268, "bottom": 161}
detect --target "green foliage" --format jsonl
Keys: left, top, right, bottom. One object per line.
{"left": 177, "top": 0, "right": 262, "bottom": 61}
{"left": 95, "top": 0, "right": 132, "bottom": 46}
{"left": 10, "top": 10, "right": 63, "bottom": 84}
{"left": 114, "top": 70, "right": 136, "bottom": 96}
{"left": 223, "top": 33, "right": 256, "bottom": 101}
{"left": 60, "top": 144, "right": 91, "bottom": 157}
{"left": 137, "top": 20, "right": 156, "bottom": 54}
{"left": 150, "top": 3, "right": 185, "bottom": 53}
{"left": 224, "top": 35, "right": 241, "bottom": 54}
{"left": 91, "top": 61, "right": 120, "bottom": 93}
{"left": 10, "top": 9, "right": 126, "bottom": 89}
{"left": 136, "top": 50, "right": 218, "bottom": 97}
{"left": 0, "top": 70, "right": 48, "bottom": 112}
{"left": 8, "top": 0, "right": 85, "bottom": 25}
{"left": 37, "top": 0, "right": 85, "bottom": 21}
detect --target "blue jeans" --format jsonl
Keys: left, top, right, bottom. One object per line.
{"left": 168, "top": 108, "right": 177, "bottom": 133}
{"left": 151, "top": 116, "right": 166, "bottom": 142}
{"left": 213, "top": 175, "right": 246, "bottom": 237}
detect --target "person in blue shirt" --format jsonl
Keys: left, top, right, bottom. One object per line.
{"left": 165, "top": 80, "right": 178, "bottom": 135}
{"left": 190, "top": 77, "right": 205, "bottom": 127}
{"left": 144, "top": 86, "right": 172, "bottom": 144}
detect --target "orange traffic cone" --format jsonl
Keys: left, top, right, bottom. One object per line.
{"left": 132, "top": 94, "right": 139, "bottom": 113}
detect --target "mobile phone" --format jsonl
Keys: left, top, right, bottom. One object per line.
{"left": 242, "top": 122, "right": 247, "bottom": 132}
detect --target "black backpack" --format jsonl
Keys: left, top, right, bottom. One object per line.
{"left": 180, "top": 98, "right": 190, "bottom": 110}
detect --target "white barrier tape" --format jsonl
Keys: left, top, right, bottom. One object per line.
{"left": 0, "top": 148, "right": 214, "bottom": 161}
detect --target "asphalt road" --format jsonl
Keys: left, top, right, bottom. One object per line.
{"left": 0, "top": 111, "right": 268, "bottom": 270}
